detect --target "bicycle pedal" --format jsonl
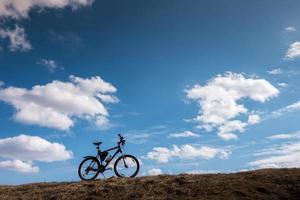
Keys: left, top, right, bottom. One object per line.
{"left": 106, "top": 167, "right": 112, "bottom": 171}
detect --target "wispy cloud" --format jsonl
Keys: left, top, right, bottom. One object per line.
{"left": 285, "top": 26, "right": 296, "bottom": 32}
{"left": 267, "top": 68, "right": 283, "bottom": 75}
{"left": 267, "top": 131, "right": 300, "bottom": 140}
{"left": 277, "top": 83, "right": 288, "bottom": 88}
{"left": 0, "top": 25, "right": 31, "bottom": 52}
{"left": 249, "top": 141, "right": 300, "bottom": 168}
{"left": 249, "top": 129, "right": 300, "bottom": 169}
{"left": 49, "top": 31, "right": 84, "bottom": 53}
{"left": 271, "top": 100, "right": 300, "bottom": 118}
{"left": 37, "top": 59, "right": 63, "bottom": 73}
{"left": 126, "top": 133, "right": 150, "bottom": 144}
{"left": 168, "top": 131, "right": 200, "bottom": 138}
{"left": 185, "top": 169, "right": 223, "bottom": 174}
{"left": 267, "top": 68, "right": 299, "bottom": 77}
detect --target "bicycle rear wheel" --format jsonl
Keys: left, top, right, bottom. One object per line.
{"left": 78, "top": 157, "right": 100, "bottom": 180}
{"left": 114, "top": 155, "right": 139, "bottom": 178}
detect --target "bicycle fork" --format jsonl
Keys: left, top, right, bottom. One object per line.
{"left": 120, "top": 149, "right": 128, "bottom": 168}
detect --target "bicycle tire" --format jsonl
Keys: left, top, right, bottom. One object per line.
{"left": 78, "top": 157, "right": 100, "bottom": 180}
{"left": 114, "top": 154, "right": 140, "bottom": 178}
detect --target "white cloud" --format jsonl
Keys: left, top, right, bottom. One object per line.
{"left": 185, "top": 72, "right": 278, "bottom": 140}
{"left": 284, "top": 41, "right": 300, "bottom": 60}
{"left": 37, "top": 59, "right": 62, "bottom": 73}
{"left": 0, "top": 25, "right": 31, "bottom": 51}
{"left": 247, "top": 114, "right": 261, "bottom": 125}
{"left": 278, "top": 83, "right": 288, "bottom": 88}
{"left": 168, "top": 131, "right": 200, "bottom": 138}
{"left": 97, "top": 94, "right": 119, "bottom": 103}
{"left": 185, "top": 170, "right": 220, "bottom": 174}
{"left": 0, "top": 134, "right": 72, "bottom": 173}
{"left": 0, "top": 75, "right": 118, "bottom": 130}
{"left": 0, "top": 134, "right": 73, "bottom": 162}
{"left": 267, "top": 131, "right": 300, "bottom": 140}
{"left": 0, "top": 160, "right": 39, "bottom": 173}
{"left": 218, "top": 120, "right": 247, "bottom": 140}
{"left": 147, "top": 144, "right": 230, "bottom": 163}
{"left": 95, "top": 115, "right": 109, "bottom": 126}
{"left": 267, "top": 68, "right": 283, "bottom": 75}
{"left": 126, "top": 133, "right": 150, "bottom": 144}
{"left": 0, "top": 1, "right": 93, "bottom": 52}
{"left": 0, "top": 0, "right": 94, "bottom": 19}
{"left": 148, "top": 168, "right": 162, "bottom": 176}
{"left": 0, "top": 81, "right": 4, "bottom": 87}
{"left": 271, "top": 100, "right": 300, "bottom": 118}
{"left": 285, "top": 26, "right": 296, "bottom": 32}
{"left": 49, "top": 31, "right": 84, "bottom": 51}
{"left": 249, "top": 141, "right": 300, "bottom": 168}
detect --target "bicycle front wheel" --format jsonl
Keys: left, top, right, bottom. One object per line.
{"left": 114, "top": 154, "right": 140, "bottom": 178}
{"left": 78, "top": 157, "right": 100, "bottom": 180}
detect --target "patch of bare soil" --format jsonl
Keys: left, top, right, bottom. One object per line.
{"left": 0, "top": 168, "right": 300, "bottom": 200}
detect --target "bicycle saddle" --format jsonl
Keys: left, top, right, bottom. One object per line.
{"left": 93, "top": 142, "right": 102, "bottom": 146}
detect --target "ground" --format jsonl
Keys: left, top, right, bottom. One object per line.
{"left": 0, "top": 168, "right": 300, "bottom": 200}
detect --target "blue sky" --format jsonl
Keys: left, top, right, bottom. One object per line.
{"left": 1, "top": 0, "right": 300, "bottom": 184}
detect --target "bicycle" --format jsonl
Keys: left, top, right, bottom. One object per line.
{"left": 78, "top": 134, "right": 140, "bottom": 180}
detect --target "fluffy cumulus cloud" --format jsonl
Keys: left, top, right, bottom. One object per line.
{"left": 147, "top": 144, "right": 230, "bottom": 163}
{"left": 0, "top": 0, "right": 94, "bottom": 19}
{"left": 148, "top": 168, "right": 162, "bottom": 176}
{"left": 0, "top": 25, "right": 31, "bottom": 51}
{"left": 284, "top": 41, "right": 300, "bottom": 60}
{"left": 0, "top": 75, "right": 118, "bottom": 130}
{"left": 0, "top": 160, "right": 39, "bottom": 173}
{"left": 0, "top": 134, "right": 73, "bottom": 173}
{"left": 168, "top": 131, "right": 200, "bottom": 138}
{"left": 185, "top": 72, "right": 278, "bottom": 140}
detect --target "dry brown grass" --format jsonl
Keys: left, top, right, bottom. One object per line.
{"left": 0, "top": 168, "right": 300, "bottom": 200}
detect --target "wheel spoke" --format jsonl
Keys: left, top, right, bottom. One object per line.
{"left": 79, "top": 158, "right": 99, "bottom": 180}
{"left": 115, "top": 156, "right": 139, "bottom": 177}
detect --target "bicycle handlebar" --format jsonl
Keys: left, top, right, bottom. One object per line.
{"left": 118, "top": 134, "right": 125, "bottom": 145}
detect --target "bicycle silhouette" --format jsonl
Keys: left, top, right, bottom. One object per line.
{"left": 78, "top": 134, "right": 140, "bottom": 180}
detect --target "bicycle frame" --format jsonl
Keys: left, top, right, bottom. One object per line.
{"left": 96, "top": 144, "right": 124, "bottom": 170}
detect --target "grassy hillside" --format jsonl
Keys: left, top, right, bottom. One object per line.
{"left": 0, "top": 168, "right": 300, "bottom": 200}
